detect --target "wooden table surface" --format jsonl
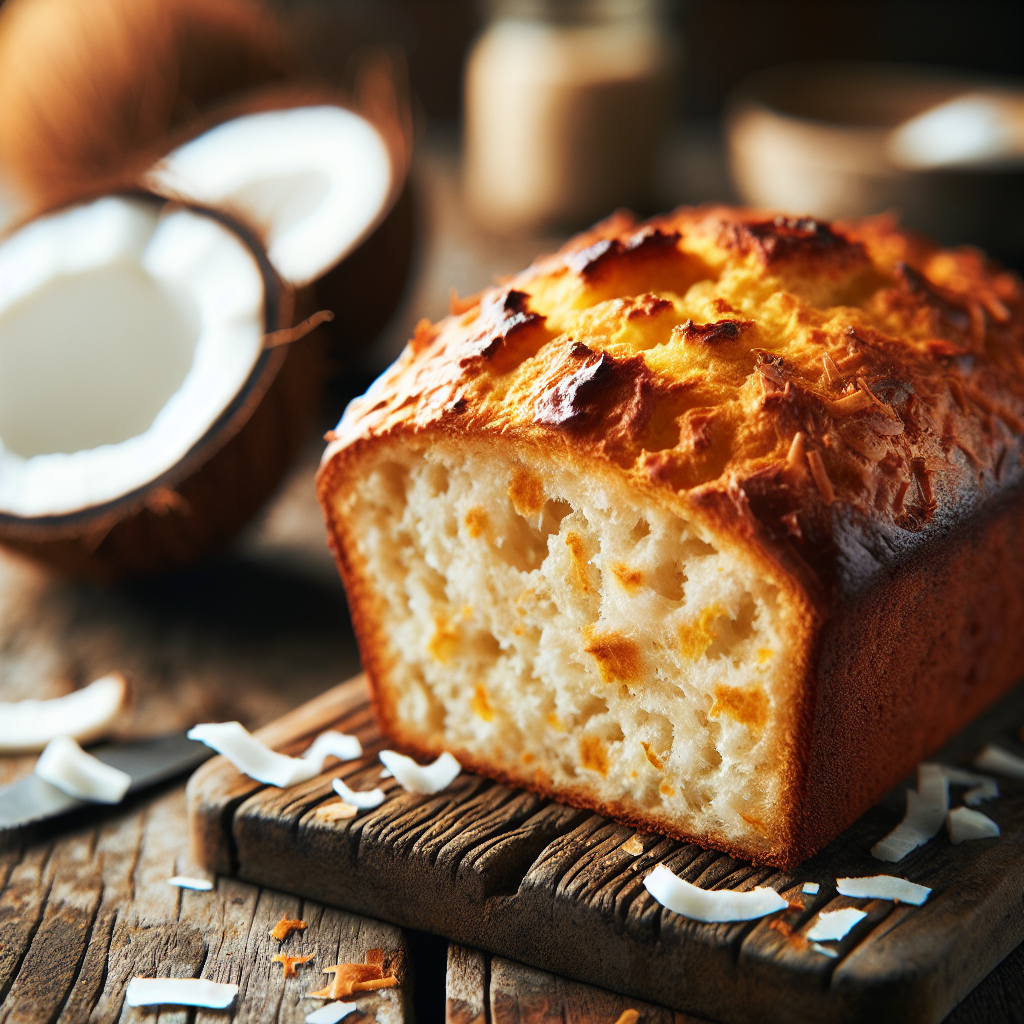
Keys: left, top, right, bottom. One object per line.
{"left": 1, "top": 134, "right": 1021, "bottom": 1023}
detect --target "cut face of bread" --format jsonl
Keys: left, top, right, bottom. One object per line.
{"left": 332, "top": 435, "right": 809, "bottom": 861}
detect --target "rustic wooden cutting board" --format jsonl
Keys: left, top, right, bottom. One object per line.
{"left": 187, "top": 674, "right": 1024, "bottom": 1024}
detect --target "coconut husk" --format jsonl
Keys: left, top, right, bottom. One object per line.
{"left": 0, "top": 0, "right": 291, "bottom": 214}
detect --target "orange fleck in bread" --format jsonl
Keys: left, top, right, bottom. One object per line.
{"left": 317, "top": 207, "right": 1024, "bottom": 868}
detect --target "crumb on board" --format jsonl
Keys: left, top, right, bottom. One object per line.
{"left": 614, "top": 1010, "right": 640, "bottom": 1024}
{"left": 308, "top": 949, "right": 398, "bottom": 1000}
{"left": 272, "top": 952, "right": 314, "bottom": 978}
{"left": 315, "top": 801, "right": 358, "bottom": 823}
{"left": 271, "top": 915, "right": 307, "bottom": 941}
{"left": 621, "top": 836, "right": 644, "bottom": 856}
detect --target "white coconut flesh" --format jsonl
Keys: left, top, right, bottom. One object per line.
{"left": 0, "top": 195, "right": 265, "bottom": 518}
{"left": 147, "top": 105, "right": 393, "bottom": 289}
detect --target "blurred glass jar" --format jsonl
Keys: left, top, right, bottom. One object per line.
{"left": 464, "top": 0, "right": 676, "bottom": 233}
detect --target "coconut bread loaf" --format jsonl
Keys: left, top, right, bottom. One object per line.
{"left": 317, "top": 207, "right": 1024, "bottom": 868}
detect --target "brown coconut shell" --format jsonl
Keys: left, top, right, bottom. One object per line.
{"left": 0, "top": 0, "right": 291, "bottom": 214}
{"left": 0, "top": 194, "right": 327, "bottom": 581}
{"left": 178, "top": 64, "right": 417, "bottom": 374}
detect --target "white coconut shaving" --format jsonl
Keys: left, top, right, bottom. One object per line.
{"left": 801, "top": 882, "right": 820, "bottom": 895}
{"left": 187, "top": 723, "right": 362, "bottom": 788}
{"left": 305, "top": 1001, "right": 360, "bottom": 1024}
{"left": 805, "top": 908, "right": 867, "bottom": 942}
{"left": 0, "top": 673, "right": 127, "bottom": 753}
{"left": 378, "top": 750, "right": 461, "bottom": 795}
{"left": 643, "top": 864, "right": 788, "bottom": 923}
{"left": 810, "top": 943, "right": 839, "bottom": 958}
{"left": 871, "top": 763, "right": 948, "bottom": 862}
{"left": 836, "top": 875, "right": 931, "bottom": 906}
{"left": 125, "top": 977, "right": 238, "bottom": 1008}
{"left": 939, "top": 765, "right": 999, "bottom": 806}
{"left": 947, "top": 806, "right": 1001, "bottom": 845}
{"left": 35, "top": 735, "right": 131, "bottom": 804}
{"left": 168, "top": 876, "right": 213, "bottom": 890}
{"left": 974, "top": 744, "right": 1024, "bottom": 780}
{"left": 332, "top": 777, "right": 385, "bottom": 809}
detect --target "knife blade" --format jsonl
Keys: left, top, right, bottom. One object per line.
{"left": 0, "top": 733, "right": 213, "bottom": 830}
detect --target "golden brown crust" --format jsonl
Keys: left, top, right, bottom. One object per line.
{"left": 318, "top": 205, "right": 1024, "bottom": 867}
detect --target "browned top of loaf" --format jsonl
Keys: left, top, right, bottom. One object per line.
{"left": 327, "top": 206, "right": 1024, "bottom": 601}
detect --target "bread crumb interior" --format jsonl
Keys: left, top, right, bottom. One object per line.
{"left": 342, "top": 440, "right": 794, "bottom": 853}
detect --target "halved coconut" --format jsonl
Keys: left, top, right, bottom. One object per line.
{"left": 145, "top": 96, "right": 415, "bottom": 363}
{"left": 0, "top": 192, "right": 322, "bottom": 578}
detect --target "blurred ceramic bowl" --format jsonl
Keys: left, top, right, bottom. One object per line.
{"left": 726, "top": 61, "right": 1024, "bottom": 263}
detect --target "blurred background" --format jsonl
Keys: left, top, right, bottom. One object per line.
{"left": 269, "top": 0, "right": 1024, "bottom": 380}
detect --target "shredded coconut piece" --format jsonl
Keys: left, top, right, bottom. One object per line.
{"left": 379, "top": 768, "right": 393, "bottom": 778}
{"left": 379, "top": 750, "right": 461, "bottom": 794}
{"left": 187, "top": 723, "right": 362, "bottom": 788}
{"left": 271, "top": 915, "right": 307, "bottom": 941}
{"left": 806, "top": 908, "right": 867, "bottom": 942}
{"left": 974, "top": 744, "right": 1024, "bottom": 780}
{"left": 801, "top": 882, "right": 820, "bottom": 895}
{"left": 871, "top": 763, "right": 948, "bottom": 862}
{"left": 308, "top": 960, "right": 398, "bottom": 999}
{"left": 810, "top": 942, "right": 839, "bottom": 958}
{"left": 332, "top": 777, "right": 385, "bottom": 809}
{"left": 274, "top": 952, "right": 315, "bottom": 978}
{"left": 306, "top": 1002, "right": 360, "bottom": 1024}
{"left": 316, "top": 802, "right": 358, "bottom": 822}
{"left": 125, "top": 977, "right": 238, "bottom": 1008}
{"left": 939, "top": 764, "right": 999, "bottom": 806}
{"left": 0, "top": 673, "right": 127, "bottom": 752}
{"left": 643, "top": 864, "right": 788, "bottom": 922}
{"left": 168, "top": 876, "right": 213, "bottom": 891}
{"left": 614, "top": 1011, "right": 640, "bottom": 1024}
{"left": 35, "top": 736, "right": 131, "bottom": 804}
{"left": 836, "top": 875, "right": 931, "bottom": 905}
{"left": 947, "top": 806, "right": 1000, "bottom": 844}
{"left": 621, "top": 836, "right": 644, "bottom": 856}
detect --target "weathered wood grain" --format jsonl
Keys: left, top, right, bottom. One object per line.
{"left": 445, "top": 943, "right": 716, "bottom": 1024}
{"left": 193, "top": 675, "right": 1024, "bottom": 1024}
{"left": 0, "top": 787, "right": 410, "bottom": 1023}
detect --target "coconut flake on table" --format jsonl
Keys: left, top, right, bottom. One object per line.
{"left": 332, "top": 777, "right": 385, "bottom": 809}
{"left": 0, "top": 673, "right": 127, "bottom": 752}
{"left": 125, "top": 977, "right": 238, "bottom": 1008}
{"left": 836, "top": 875, "right": 931, "bottom": 906}
{"left": 305, "top": 1002, "right": 361, "bottom": 1024}
{"left": 871, "top": 763, "right": 948, "bottom": 862}
{"left": 939, "top": 765, "right": 999, "bottom": 806}
{"left": 168, "top": 876, "right": 213, "bottom": 891}
{"left": 810, "top": 942, "right": 839, "bottom": 958}
{"left": 34, "top": 736, "right": 131, "bottom": 804}
{"left": 801, "top": 882, "right": 820, "bottom": 895}
{"left": 379, "top": 750, "right": 461, "bottom": 795}
{"left": 974, "top": 744, "right": 1024, "bottom": 780}
{"left": 187, "top": 723, "right": 361, "bottom": 788}
{"left": 806, "top": 907, "right": 867, "bottom": 942}
{"left": 643, "top": 864, "right": 788, "bottom": 923}
{"left": 947, "top": 806, "right": 1001, "bottom": 844}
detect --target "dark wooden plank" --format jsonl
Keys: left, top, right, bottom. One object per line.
{"left": 446, "top": 944, "right": 713, "bottom": 1024}
{"left": 0, "top": 786, "right": 411, "bottom": 1023}
{"left": 195, "top": 676, "right": 1024, "bottom": 1024}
